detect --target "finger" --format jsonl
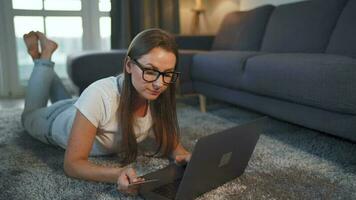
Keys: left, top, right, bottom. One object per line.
{"left": 118, "top": 175, "right": 130, "bottom": 191}
{"left": 175, "top": 155, "right": 183, "bottom": 161}
{"left": 118, "top": 180, "right": 135, "bottom": 194}
{"left": 175, "top": 155, "right": 185, "bottom": 163}
{"left": 185, "top": 154, "right": 192, "bottom": 162}
{"left": 126, "top": 168, "right": 138, "bottom": 183}
{"left": 136, "top": 177, "right": 145, "bottom": 182}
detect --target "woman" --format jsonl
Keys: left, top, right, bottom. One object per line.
{"left": 21, "top": 29, "right": 191, "bottom": 195}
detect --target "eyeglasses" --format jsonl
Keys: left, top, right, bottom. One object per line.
{"left": 131, "top": 58, "right": 180, "bottom": 84}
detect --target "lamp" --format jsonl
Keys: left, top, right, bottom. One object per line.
{"left": 191, "top": 0, "right": 206, "bottom": 34}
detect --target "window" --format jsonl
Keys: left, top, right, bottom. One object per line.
{"left": 100, "top": 17, "right": 111, "bottom": 50}
{"left": 44, "top": 0, "right": 82, "bottom": 11}
{"left": 0, "top": 0, "right": 111, "bottom": 97}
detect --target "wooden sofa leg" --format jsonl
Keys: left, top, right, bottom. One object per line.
{"left": 199, "top": 94, "right": 207, "bottom": 112}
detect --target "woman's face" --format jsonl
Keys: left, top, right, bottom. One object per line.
{"left": 126, "top": 47, "right": 177, "bottom": 101}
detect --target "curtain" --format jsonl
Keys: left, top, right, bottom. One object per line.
{"left": 111, "top": 0, "right": 180, "bottom": 49}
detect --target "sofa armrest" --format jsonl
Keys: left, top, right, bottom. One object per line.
{"left": 175, "top": 35, "right": 215, "bottom": 50}
{"left": 67, "top": 49, "right": 127, "bottom": 94}
{"left": 177, "top": 49, "right": 207, "bottom": 94}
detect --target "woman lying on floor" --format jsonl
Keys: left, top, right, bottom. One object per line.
{"left": 21, "top": 29, "right": 191, "bottom": 195}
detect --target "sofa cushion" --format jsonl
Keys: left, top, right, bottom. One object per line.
{"left": 191, "top": 51, "right": 262, "bottom": 90}
{"left": 326, "top": 0, "right": 356, "bottom": 58}
{"left": 261, "top": 0, "right": 347, "bottom": 53}
{"left": 241, "top": 53, "right": 356, "bottom": 114}
{"left": 67, "top": 50, "right": 126, "bottom": 93}
{"left": 177, "top": 49, "right": 206, "bottom": 94}
{"left": 212, "top": 5, "right": 274, "bottom": 51}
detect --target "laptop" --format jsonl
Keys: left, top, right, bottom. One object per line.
{"left": 138, "top": 117, "right": 267, "bottom": 200}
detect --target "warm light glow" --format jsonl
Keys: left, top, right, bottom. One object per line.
{"left": 195, "top": 0, "right": 203, "bottom": 9}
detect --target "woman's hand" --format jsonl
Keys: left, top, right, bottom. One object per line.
{"left": 117, "top": 167, "right": 143, "bottom": 195}
{"left": 174, "top": 153, "right": 192, "bottom": 165}
{"left": 171, "top": 143, "right": 191, "bottom": 165}
{"left": 172, "top": 143, "right": 191, "bottom": 165}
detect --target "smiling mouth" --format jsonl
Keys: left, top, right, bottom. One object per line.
{"left": 148, "top": 89, "right": 160, "bottom": 96}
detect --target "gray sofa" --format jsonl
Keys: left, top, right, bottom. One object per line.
{"left": 67, "top": 0, "right": 356, "bottom": 142}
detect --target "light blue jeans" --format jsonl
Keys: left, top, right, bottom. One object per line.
{"left": 21, "top": 59, "right": 75, "bottom": 145}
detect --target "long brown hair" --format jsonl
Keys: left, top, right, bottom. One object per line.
{"left": 117, "top": 28, "right": 180, "bottom": 164}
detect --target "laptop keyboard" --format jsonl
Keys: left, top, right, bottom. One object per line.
{"left": 152, "top": 179, "right": 182, "bottom": 199}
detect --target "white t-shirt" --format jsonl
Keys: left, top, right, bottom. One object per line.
{"left": 51, "top": 74, "right": 153, "bottom": 156}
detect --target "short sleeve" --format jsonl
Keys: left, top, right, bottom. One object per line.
{"left": 74, "top": 85, "right": 109, "bottom": 128}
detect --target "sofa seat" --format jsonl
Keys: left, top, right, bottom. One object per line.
{"left": 241, "top": 53, "right": 356, "bottom": 114}
{"left": 191, "top": 51, "right": 262, "bottom": 90}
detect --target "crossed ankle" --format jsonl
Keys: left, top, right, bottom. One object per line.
{"left": 34, "top": 59, "right": 55, "bottom": 68}
{"left": 28, "top": 50, "right": 40, "bottom": 59}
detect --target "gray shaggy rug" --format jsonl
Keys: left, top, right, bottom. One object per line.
{"left": 1, "top": 99, "right": 356, "bottom": 200}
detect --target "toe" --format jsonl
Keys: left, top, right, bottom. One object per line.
{"left": 30, "top": 31, "right": 37, "bottom": 37}
{"left": 36, "top": 31, "right": 44, "bottom": 36}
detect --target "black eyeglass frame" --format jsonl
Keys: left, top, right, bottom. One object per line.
{"left": 130, "top": 58, "right": 180, "bottom": 84}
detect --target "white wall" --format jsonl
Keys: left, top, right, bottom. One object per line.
{"left": 240, "top": 0, "right": 306, "bottom": 10}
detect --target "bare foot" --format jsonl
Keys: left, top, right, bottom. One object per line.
{"left": 36, "top": 31, "right": 58, "bottom": 60}
{"left": 23, "top": 31, "right": 40, "bottom": 60}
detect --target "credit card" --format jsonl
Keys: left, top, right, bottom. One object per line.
{"left": 128, "top": 179, "right": 159, "bottom": 187}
